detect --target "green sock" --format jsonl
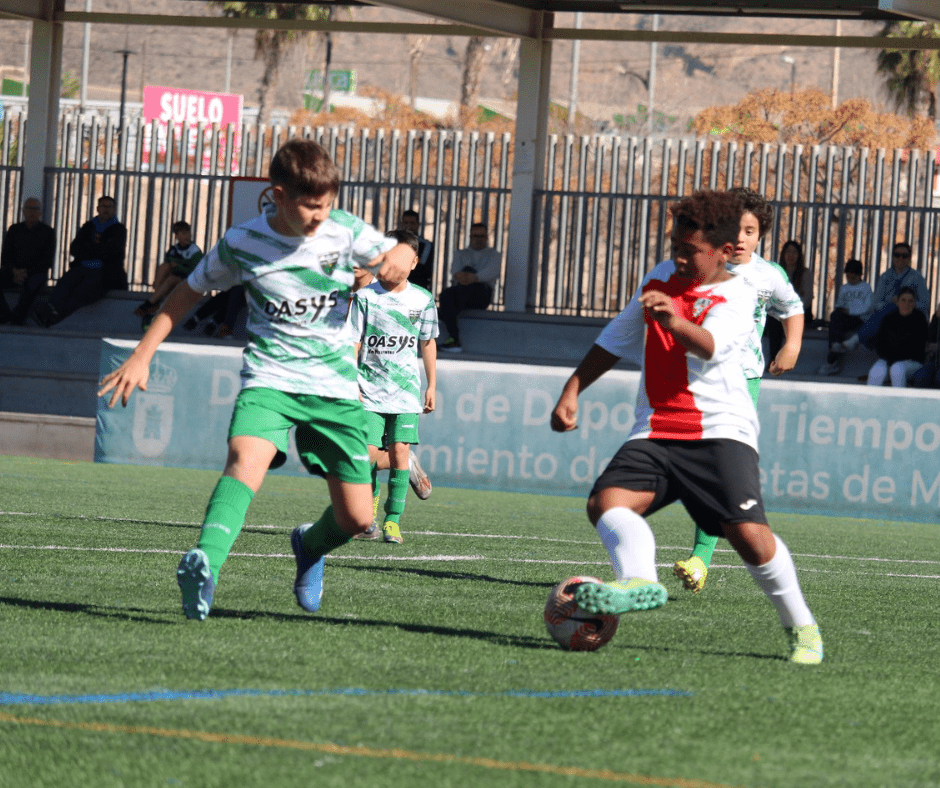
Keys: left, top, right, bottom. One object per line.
{"left": 690, "top": 526, "right": 719, "bottom": 567}
{"left": 301, "top": 506, "right": 352, "bottom": 559}
{"left": 197, "top": 476, "right": 255, "bottom": 582}
{"left": 383, "top": 468, "right": 410, "bottom": 524}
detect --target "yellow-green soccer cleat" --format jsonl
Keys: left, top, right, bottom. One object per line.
{"left": 574, "top": 577, "right": 667, "bottom": 615}
{"left": 787, "top": 624, "right": 824, "bottom": 665}
{"left": 673, "top": 556, "right": 708, "bottom": 594}
{"left": 382, "top": 520, "right": 404, "bottom": 545}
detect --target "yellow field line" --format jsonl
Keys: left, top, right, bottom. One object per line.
{"left": 0, "top": 710, "right": 745, "bottom": 787}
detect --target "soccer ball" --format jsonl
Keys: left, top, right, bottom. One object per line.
{"left": 544, "top": 575, "right": 619, "bottom": 651}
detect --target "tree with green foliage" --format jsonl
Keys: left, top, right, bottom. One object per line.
{"left": 876, "top": 21, "right": 940, "bottom": 121}
{"left": 213, "top": 2, "right": 330, "bottom": 124}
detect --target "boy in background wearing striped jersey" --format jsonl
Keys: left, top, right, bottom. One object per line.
{"left": 350, "top": 229, "right": 438, "bottom": 545}
{"left": 673, "top": 188, "right": 805, "bottom": 594}
{"left": 99, "top": 139, "right": 417, "bottom": 621}
{"left": 551, "top": 190, "right": 822, "bottom": 664}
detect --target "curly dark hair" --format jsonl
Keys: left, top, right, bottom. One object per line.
{"left": 669, "top": 190, "right": 745, "bottom": 249}
{"left": 728, "top": 187, "right": 774, "bottom": 237}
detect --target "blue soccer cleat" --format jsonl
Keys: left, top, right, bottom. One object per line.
{"left": 291, "top": 524, "right": 325, "bottom": 612}
{"left": 177, "top": 548, "right": 215, "bottom": 621}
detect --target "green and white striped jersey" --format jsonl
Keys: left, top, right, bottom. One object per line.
{"left": 188, "top": 208, "right": 395, "bottom": 398}
{"left": 350, "top": 281, "right": 438, "bottom": 414}
{"left": 727, "top": 252, "right": 804, "bottom": 379}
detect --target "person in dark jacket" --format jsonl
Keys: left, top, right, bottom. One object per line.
{"left": 33, "top": 195, "right": 127, "bottom": 327}
{"left": 866, "top": 286, "right": 928, "bottom": 387}
{"left": 0, "top": 197, "right": 55, "bottom": 324}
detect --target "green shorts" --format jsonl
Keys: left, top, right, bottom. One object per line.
{"left": 364, "top": 410, "right": 420, "bottom": 448}
{"left": 229, "top": 387, "right": 372, "bottom": 484}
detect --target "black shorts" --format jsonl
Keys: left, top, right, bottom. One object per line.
{"left": 590, "top": 438, "right": 768, "bottom": 537}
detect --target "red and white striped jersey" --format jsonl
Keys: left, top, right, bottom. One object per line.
{"left": 596, "top": 261, "right": 760, "bottom": 451}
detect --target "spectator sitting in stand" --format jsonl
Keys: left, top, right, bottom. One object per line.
{"left": 865, "top": 286, "right": 928, "bottom": 387}
{"left": 832, "top": 241, "right": 930, "bottom": 357}
{"left": 0, "top": 197, "right": 55, "bottom": 325}
{"left": 400, "top": 210, "right": 434, "bottom": 292}
{"left": 135, "top": 220, "right": 204, "bottom": 328}
{"left": 438, "top": 222, "right": 501, "bottom": 352}
{"left": 182, "top": 285, "right": 246, "bottom": 338}
{"left": 32, "top": 195, "right": 127, "bottom": 327}
{"left": 818, "top": 258, "right": 873, "bottom": 375}
{"left": 766, "top": 240, "right": 812, "bottom": 359}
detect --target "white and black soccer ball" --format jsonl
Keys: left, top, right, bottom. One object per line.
{"left": 544, "top": 575, "right": 619, "bottom": 651}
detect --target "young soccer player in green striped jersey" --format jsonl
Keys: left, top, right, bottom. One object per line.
{"left": 349, "top": 229, "right": 438, "bottom": 545}
{"left": 99, "top": 139, "right": 417, "bottom": 620}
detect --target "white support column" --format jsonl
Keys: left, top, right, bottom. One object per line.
{"left": 22, "top": 13, "right": 64, "bottom": 218}
{"left": 504, "top": 33, "right": 551, "bottom": 313}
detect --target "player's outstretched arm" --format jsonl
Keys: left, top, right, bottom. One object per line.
{"left": 98, "top": 281, "right": 204, "bottom": 408}
{"left": 551, "top": 344, "right": 620, "bottom": 432}
{"left": 769, "top": 312, "right": 804, "bottom": 375}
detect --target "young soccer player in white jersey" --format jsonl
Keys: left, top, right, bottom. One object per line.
{"left": 672, "top": 188, "right": 805, "bottom": 594}
{"left": 99, "top": 139, "right": 417, "bottom": 621}
{"left": 551, "top": 190, "right": 822, "bottom": 664}
{"left": 349, "top": 229, "right": 438, "bottom": 545}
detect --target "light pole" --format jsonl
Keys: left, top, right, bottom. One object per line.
{"left": 781, "top": 54, "right": 796, "bottom": 93}
{"left": 115, "top": 48, "right": 134, "bottom": 202}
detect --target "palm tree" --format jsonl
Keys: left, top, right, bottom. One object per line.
{"left": 214, "top": 2, "right": 331, "bottom": 124}
{"left": 876, "top": 21, "right": 940, "bottom": 121}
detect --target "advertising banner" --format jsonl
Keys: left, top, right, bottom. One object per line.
{"left": 141, "top": 86, "right": 243, "bottom": 175}
{"left": 97, "top": 339, "right": 940, "bottom": 524}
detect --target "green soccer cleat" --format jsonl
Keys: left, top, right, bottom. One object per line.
{"left": 673, "top": 556, "right": 709, "bottom": 594}
{"left": 787, "top": 624, "right": 824, "bottom": 665}
{"left": 574, "top": 577, "right": 667, "bottom": 615}
{"left": 382, "top": 520, "right": 404, "bottom": 545}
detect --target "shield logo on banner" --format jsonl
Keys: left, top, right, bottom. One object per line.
{"left": 133, "top": 393, "right": 174, "bottom": 457}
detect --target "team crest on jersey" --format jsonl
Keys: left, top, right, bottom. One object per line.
{"left": 692, "top": 297, "right": 713, "bottom": 319}
{"left": 320, "top": 252, "right": 341, "bottom": 276}
{"left": 408, "top": 310, "right": 421, "bottom": 325}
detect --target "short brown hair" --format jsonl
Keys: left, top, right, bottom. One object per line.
{"left": 269, "top": 139, "right": 340, "bottom": 198}
{"left": 670, "top": 190, "right": 745, "bottom": 249}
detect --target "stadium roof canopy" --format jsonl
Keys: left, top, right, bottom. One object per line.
{"left": 2, "top": 0, "right": 938, "bottom": 311}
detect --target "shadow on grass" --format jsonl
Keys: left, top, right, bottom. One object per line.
{"left": 338, "top": 561, "right": 556, "bottom": 589}
{"left": 0, "top": 595, "right": 176, "bottom": 625}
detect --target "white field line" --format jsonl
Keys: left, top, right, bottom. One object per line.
{"left": 3, "top": 511, "right": 938, "bottom": 567}
{"left": 1, "top": 543, "right": 939, "bottom": 579}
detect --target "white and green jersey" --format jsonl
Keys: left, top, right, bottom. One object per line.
{"left": 188, "top": 208, "right": 395, "bottom": 398}
{"left": 350, "top": 281, "right": 438, "bottom": 414}
{"left": 727, "top": 252, "right": 804, "bottom": 379}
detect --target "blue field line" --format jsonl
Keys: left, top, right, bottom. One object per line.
{"left": 0, "top": 687, "right": 692, "bottom": 706}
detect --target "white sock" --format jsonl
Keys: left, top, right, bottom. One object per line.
{"left": 744, "top": 534, "right": 815, "bottom": 628}
{"left": 843, "top": 332, "right": 860, "bottom": 350}
{"left": 595, "top": 507, "right": 658, "bottom": 583}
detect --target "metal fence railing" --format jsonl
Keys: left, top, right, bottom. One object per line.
{"left": 2, "top": 108, "right": 938, "bottom": 321}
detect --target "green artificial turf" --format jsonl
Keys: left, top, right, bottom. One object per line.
{"left": 0, "top": 455, "right": 938, "bottom": 788}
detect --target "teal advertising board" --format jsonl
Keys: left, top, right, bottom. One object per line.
{"left": 97, "top": 339, "right": 940, "bottom": 524}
